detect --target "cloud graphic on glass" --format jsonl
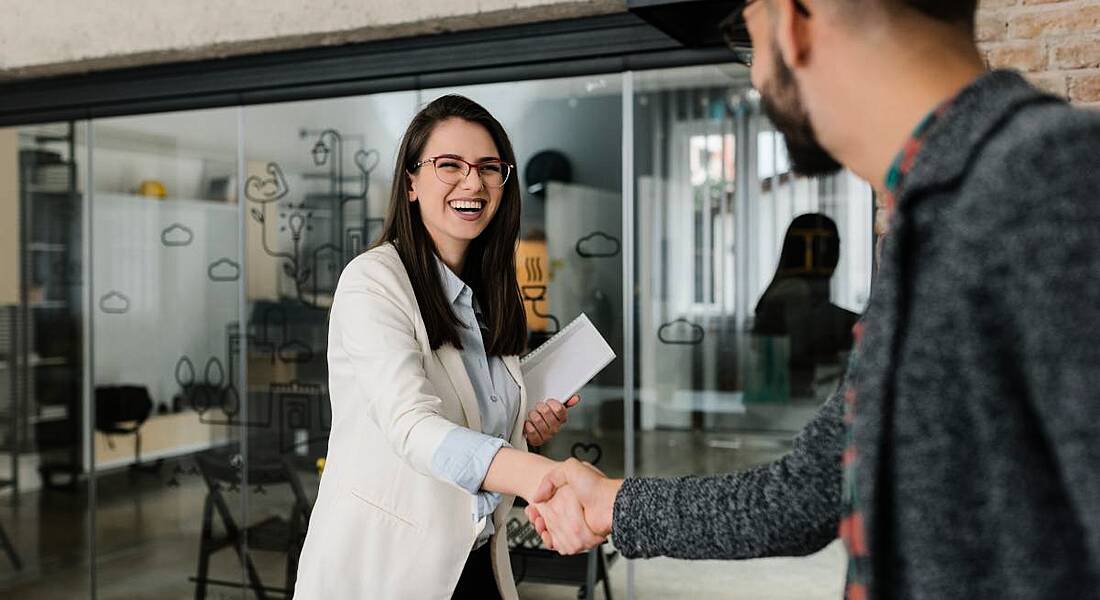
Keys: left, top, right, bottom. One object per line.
{"left": 161, "top": 223, "right": 194, "bottom": 247}
{"left": 658, "top": 318, "right": 705, "bottom": 345}
{"left": 575, "top": 231, "right": 621, "bottom": 258}
{"left": 208, "top": 258, "right": 241, "bottom": 282}
{"left": 99, "top": 291, "right": 131, "bottom": 314}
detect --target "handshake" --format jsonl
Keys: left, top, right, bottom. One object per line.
{"left": 523, "top": 458, "right": 624, "bottom": 555}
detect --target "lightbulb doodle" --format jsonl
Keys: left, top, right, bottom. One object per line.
{"left": 246, "top": 128, "right": 381, "bottom": 310}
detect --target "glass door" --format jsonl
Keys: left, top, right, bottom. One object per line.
{"left": 88, "top": 107, "right": 247, "bottom": 599}
{"left": 628, "top": 63, "right": 871, "bottom": 598}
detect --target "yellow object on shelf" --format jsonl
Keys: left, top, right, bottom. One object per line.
{"left": 516, "top": 238, "right": 550, "bottom": 332}
{"left": 138, "top": 179, "right": 167, "bottom": 199}
{"left": 316, "top": 457, "right": 326, "bottom": 474}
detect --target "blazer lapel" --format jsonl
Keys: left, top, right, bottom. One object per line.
{"left": 502, "top": 356, "right": 528, "bottom": 448}
{"left": 435, "top": 344, "right": 482, "bottom": 432}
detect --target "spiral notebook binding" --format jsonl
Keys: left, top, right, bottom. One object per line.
{"left": 520, "top": 313, "right": 590, "bottom": 366}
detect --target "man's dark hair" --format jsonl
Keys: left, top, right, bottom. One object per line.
{"left": 900, "top": 0, "right": 980, "bottom": 28}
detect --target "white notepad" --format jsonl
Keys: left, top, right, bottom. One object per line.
{"left": 520, "top": 313, "right": 616, "bottom": 403}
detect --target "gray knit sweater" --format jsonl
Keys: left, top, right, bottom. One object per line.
{"left": 612, "top": 70, "right": 1100, "bottom": 598}
{"left": 613, "top": 381, "right": 845, "bottom": 561}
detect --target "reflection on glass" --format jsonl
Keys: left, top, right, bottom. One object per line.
{"left": 631, "top": 62, "right": 864, "bottom": 600}
{"left": 752, "top": 214, "right": 859, "bottom": 400}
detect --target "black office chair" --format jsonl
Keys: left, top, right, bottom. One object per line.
{"left": 94, "top": 385, "right": 162, "bottom": 473}
{"left": 193, "top": 448, "right": 312, "bottom": 600}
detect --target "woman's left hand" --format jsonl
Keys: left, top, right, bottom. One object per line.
{"left": 524, "top": 395, "right": 580, "bottom": 447}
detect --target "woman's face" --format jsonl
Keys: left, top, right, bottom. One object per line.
{"left": 408, "top": 117, "right": 505, "bottom": 258}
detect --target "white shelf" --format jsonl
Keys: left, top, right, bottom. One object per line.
{"left": 28, "top": 404, "right": 69, "bottom": 425}
{"left": 28, "top": 243, "right": 66, "bottom": 252}
{"left": 30, "top": 301, "right": 68, "bottom": 309}
{"left": 25, "top": 185, "right": 77, "bottom": 195}
{"left": 94, "top": 191, "right": 238, "bottom": 213}
{"left": 0, "top": 356, "right": 69, "bottom": 370}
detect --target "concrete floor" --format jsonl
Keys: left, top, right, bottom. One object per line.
{"left": 0, "top": 427, "right": 845, "bottom": 599}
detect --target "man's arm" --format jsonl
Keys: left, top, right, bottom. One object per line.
{"left": 611, "top": 385, "right": 845, "bottom": 560}
{"left": 529, "top": 381, "right": 847, "bottom": 559}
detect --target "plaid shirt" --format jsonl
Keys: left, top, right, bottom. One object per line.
{"left": 839, "top": 100, "right": 954, "bottom": 600}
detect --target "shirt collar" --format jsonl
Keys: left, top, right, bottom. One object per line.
{"left": 884, "top": 98, "right": 954, "bottom": 196}
{"left": 434, "top": 254, "right": 470, "bottom": 307}
{"left": 886, "top": 70, "right": 1056, "bottom": 201}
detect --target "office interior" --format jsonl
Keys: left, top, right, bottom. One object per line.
{"left": 0, "top": 25, "right": 874, "bottom": 600}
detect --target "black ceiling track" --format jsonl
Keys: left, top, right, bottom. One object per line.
{"left": 0, "top": 12, "right": 738, "bottom": 127}
{"left": 627, "top": 0, "right": 744, "bottom": 48}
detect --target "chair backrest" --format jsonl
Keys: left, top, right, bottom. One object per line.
{"left": 94, "top": 385, "right": 153, "bottom": 434}
{"left": 195, "top": 448, "right": 313, "bottom": 527}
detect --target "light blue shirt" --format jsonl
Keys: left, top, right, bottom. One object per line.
{"left": 429, "top": 257, "right": 522, "bottom": 549}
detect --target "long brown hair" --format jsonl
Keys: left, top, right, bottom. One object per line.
{"left": 373, "top": 95, "right": 527, "bottom": 356}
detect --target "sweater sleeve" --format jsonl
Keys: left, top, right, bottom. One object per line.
{"left": 611, "top": 381, "right": 846, "bottom": 560}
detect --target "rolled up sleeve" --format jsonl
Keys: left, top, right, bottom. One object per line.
{"left": 431, "top": 427, "right": 509, "bottom": 520}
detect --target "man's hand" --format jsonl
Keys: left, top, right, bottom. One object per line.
{"left": 524, "top": 458, "right": 622, "bottom": 553}
{"left": 524, "top": 394, "right": 580, "bottom": 447}
{"left": 530, "top": 484, "right": 606, "bottom": 555}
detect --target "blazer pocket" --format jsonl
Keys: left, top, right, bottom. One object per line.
{"left": 348, "top": 486, "right": 423, "bottom": 532}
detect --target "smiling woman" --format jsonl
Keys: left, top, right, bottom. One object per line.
{"left": 292, "top": 95, "right": 588, "bottom": 600}
{"left": 409, "top": 143, "right": 514, "bottom": 256}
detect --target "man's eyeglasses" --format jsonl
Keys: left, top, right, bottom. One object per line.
{"left": 411, "top": 155, "right": 514, "bottom": 189}
{"left": 723, "top": 0, "right": 812, "bottom": 68}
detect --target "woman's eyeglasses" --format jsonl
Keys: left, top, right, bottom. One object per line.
{"left": 411, "top": 155, "right": 514, "bottom": 189}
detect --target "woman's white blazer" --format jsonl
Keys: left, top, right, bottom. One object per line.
{"left": 293, "top": 243, "right": 527, "bottom": 599}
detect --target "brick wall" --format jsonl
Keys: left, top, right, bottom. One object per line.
{"left": 978, "top": 0, "right": 1100, "bottom": 107}
{"left": 871, "top": 2, "right": 1099, "bottom": 235}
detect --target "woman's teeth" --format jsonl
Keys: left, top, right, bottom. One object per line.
{"left": 449, "top": 200, "right": 484, "bottom": 213}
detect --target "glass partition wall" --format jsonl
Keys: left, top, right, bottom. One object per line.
{"left": 629, "top": 64, "right": 866, "bottom": 598}
{"left": 0, "top": 66, "right": 870, "bottom": 599}
{"left": 0, "top": 120, "right": 92, "bottom": 597}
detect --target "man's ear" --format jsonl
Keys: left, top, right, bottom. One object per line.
{"left": 774, "top": 0, "right": 814, "bottom": 69}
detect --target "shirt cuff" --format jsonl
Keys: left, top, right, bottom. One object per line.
{"left": 474, "top": 490, "right": 503, "bottom": 521}
{"left": 430, "top": 427, "right": 510, "bottom": 502}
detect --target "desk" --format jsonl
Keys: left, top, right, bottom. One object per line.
{"left": 95, "top": 411, "right": 232, "bottom": 471}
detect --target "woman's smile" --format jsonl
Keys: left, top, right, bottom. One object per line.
{"left": 447, "top": 196, "right": 487, "bottom": 221}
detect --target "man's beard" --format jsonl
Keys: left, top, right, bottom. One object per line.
{"left": 759, "top": 43, "right": 843, "bottom": 177}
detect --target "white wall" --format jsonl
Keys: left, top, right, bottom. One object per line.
{"left": 92, "top": 194, "right": 239, "bottom": 407}
{"left": 0, "top": 0, "right": 624, "bottom": 79}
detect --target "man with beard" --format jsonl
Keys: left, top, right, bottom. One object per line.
{"left": 526, "top": 1, "right": 1100, "bottom": 598}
